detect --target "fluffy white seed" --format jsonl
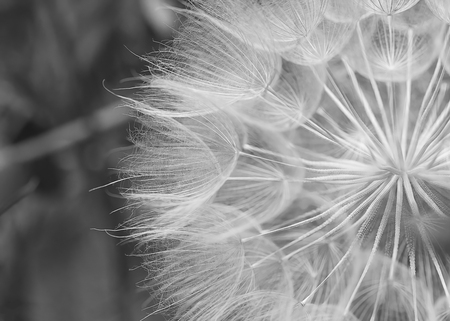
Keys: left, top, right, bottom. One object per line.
{"left": 360, "top": 0, "right": 420, "bottom": 15}
{"left": 236, "top": 61, "right": 326, "bottom": 131}
{"left": 123, "top": 101, "right": 245, "bottom": 216}
{"left": 148, "top": 15, "right": 282, "bottom": 106}
{"left": 215, "top": 126, "right": 304, "bottom": 226}
{"left": 349, "top": 253, "right": 434, "bottom": 321}
{"left": 188, "top": 0, "right": 327, "bottom": 53}
{"left": 344, "top": 15, "right": 444, "bottom": 82}
{"left": 282, "top": 17, "right": 356, "bottom": 66}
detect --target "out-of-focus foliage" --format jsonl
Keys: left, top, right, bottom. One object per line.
{"left": 0, "top": 0, "right": 176, "bottom": 320}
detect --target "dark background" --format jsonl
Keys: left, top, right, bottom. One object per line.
{"left": 0, "top": 1, "right": 180, "bottom": 320}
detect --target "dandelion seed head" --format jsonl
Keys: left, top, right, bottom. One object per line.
{"left": 121, "top": 0, "right": 450, "bottom": 320}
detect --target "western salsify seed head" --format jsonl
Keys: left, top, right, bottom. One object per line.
{"left": 120, "top": 0, "right": 450, "bottom": 320}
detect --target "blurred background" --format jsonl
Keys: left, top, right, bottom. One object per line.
{"left": 0, "top": 0, "right": 181, "bottom": 320}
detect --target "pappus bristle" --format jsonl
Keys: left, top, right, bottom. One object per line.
{"left": 148, "top": 14, "right": 282, "bottom": 106}
{"left": 186, "top": 0, "right": 327, "bottom": 53}
{"left": 344, "top": 14, "right": 445, "bottom": 82}
{"left": 293, "top": 303, "right": 360, "bottom": 321}
{"left": 236, "top": 61, "right": 326, "bottom": 132}
{"left": 141, "top": 204, "right": 296, "bottom": 321}
{"left": 282, "top": 16, "right": 357, "bottom": 66}
{"left": 348, "top": 253, "right": 434, "bottom": 321}
{"left": 122, "top": 95, "right": 245, "bottom": 219}
{"left": 268, "top": 199, "right": 358, "bottom": 305}
{"left": 360, "top": 0, "right": 420, "bottom": 15}
{"left": 215, "top": 126, "right": 304, "bottom": 226}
